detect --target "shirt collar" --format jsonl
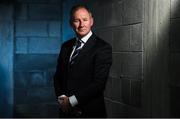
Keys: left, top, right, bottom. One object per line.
{"left": 77, "top": 31, "right": 92, "bottom": 43}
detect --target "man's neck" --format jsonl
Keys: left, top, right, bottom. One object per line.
{"left": 77, "top": 31, "right": 92, "bottom": 43}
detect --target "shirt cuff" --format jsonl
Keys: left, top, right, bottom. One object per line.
{"left": 69, "top": 95, "right": 78, "bottom": 107}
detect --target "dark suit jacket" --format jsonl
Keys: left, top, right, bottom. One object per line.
{"left": 54, "top": 33, "right": 112, "bottom": 117}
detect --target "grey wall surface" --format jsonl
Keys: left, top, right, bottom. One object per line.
{"left": 170, "top": 0, "right": 180, "bottom": 117}
{"left": 82, "top": 0, "right": 171, "bottom": 117}
{"left": 82, "top": 0, "right": 144, "bottom": 117}
{"left": 143, "top": 0, "right": 170, "bottom": 117}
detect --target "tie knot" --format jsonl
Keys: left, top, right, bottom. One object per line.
{"left": 70, "top": 40, "right": 83, "bottom": 65}
{"left": 76, "top": 40, "right": 82, "bottom": 49}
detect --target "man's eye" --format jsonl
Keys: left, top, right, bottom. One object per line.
{"left": 83, "top": 19, "right": 88, "bottom": 21}
{"left": 73, "top": 20, "right": 79, "bottom": 22}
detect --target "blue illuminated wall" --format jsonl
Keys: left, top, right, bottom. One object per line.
{"left": 13, "top": 0, "right": 83, "bottom": 117}
{"left": 62, "top": 0, "right": 82, "bottom": 41}
{"left": 0, "top": 0, "right": 83, "bottom": 117}
{"left": 13, "top": 0, "right": 62, "bottom": 117}
{"left": 0, "top": 4, "right": 14, "bottom": 117}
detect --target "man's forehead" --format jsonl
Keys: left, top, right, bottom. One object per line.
{"left": 74, "top": 8, "right": 89, "bottom": 14}
{"left": 73, "top": 10, "right": 91, "bottom": 17}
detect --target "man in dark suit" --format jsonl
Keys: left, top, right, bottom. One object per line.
{"left": 54, "top": 4, "right": 112, "bottom": 118}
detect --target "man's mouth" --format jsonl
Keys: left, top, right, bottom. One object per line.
{"left": 79, "top": 29, "right": 86, "bottom": 32}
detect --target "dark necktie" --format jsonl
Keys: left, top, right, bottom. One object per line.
{"left": 70, "top": 40, "right": 82, "bottom": 65}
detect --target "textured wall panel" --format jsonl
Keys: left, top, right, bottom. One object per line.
{"left": 103, "top": 1, "right": 123, "bottom": 27}
{"left": 15, "top": 21, "right": 48, "bottom": 37}
{"left": 15, "top": 4, "right": 28, "bottom": 20}
{"left": 171, "top": 0, "right": 180, "bottom": 18}
{"left": 113, "top": 26, "right": 130, "bottom": 52}
{"left": 131, "top": 24, "right": 143, "bottom": 51}
{"left": 123, "top": 0, "right": 143, "bottom": 24}
{"left": 49, "top": 21, "right": 61, "bottom": 37}
{"left": 15, "top": 38, "right": 28, "bottom": 54}
{"left": 170, "top": 19, "right": 180, "bottom": 51}
{"left": 28, "top": 37, "right": 60, "bottom": 54}
{"left": 0, "top": 17, "right": 14, "bottom": 118}
{"left": 29, "top": 4, "right": 61, "bottom": 20}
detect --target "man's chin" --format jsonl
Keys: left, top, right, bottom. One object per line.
{"left": 77, "top": 32, "right": 88, "bottom": 37}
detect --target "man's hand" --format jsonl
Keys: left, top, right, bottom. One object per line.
{"left": 58, "top": 95, "right": 71, "bottom": 113}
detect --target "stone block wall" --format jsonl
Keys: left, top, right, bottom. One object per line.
{"left": 13, "top": 0, "right": 62, "bottom": 117}
{"left": 82, "top": 0, "right": 144, "bottom": 117}
{"left": 1, "top": 0, "right": 179, "bottom": 117}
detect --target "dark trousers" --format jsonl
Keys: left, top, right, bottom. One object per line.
{"left": 58, "top": 108, "right": 107, "bottom": 118}
{"left": 58, "top": 108, "right": 83, "bottom": 118}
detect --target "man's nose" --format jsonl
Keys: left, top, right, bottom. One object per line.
{"left": 79, "top": 21, "right": 84, "bottom": 27}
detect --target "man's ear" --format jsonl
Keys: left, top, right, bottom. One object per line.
{"left": 91, "top": 17, "right": 94, "bottom": 26}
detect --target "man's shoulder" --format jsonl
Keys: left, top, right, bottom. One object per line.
{"left": 94, "top": 35, "right": 112, "bottom": 48}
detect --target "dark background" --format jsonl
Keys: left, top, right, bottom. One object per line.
{"left": 0, "top": 0, "right": 180, "bottom": 118}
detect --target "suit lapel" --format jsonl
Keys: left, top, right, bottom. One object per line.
{"left": 73, "top": 33, "right": 96, "bottom": 64}
{"left": 65, "top": 38, "right": 76, "bottom": 65}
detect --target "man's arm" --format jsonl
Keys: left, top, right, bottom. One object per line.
{"left": 74, "top": 42, "right": 112, "bottom": 105}
{"left": 53, "top": 44, "right": 65, "bottom": 97}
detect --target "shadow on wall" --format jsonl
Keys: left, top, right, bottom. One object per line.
{"left": 0, "top": 0, "right": 17, "bottom": 4}
{"left": 170, "top": 0, "right": 180, "bottom": 117}
{"left": 0, "top": 65, "right": 8, "bottom": 117}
